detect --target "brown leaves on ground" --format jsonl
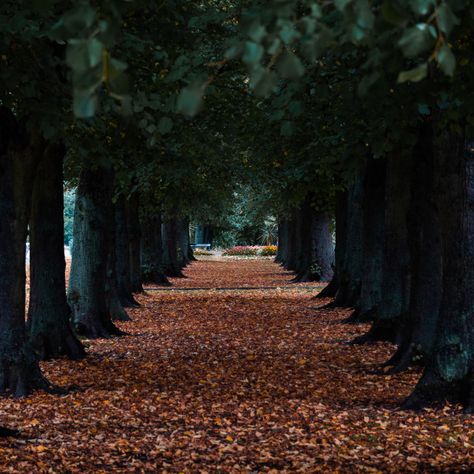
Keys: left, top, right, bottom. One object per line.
{"left": 1, "top": 258, "right": 474, "bottom": 472}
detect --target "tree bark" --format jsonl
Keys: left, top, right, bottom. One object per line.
{"left": 126, "top": 194, "right": 144, "bottom": 293}
{"left": 347, "top": 157, "right": 386, "bottom": 323}
{"left": 316, "top": 192, "right": 345, "bottom": 299}
{"left": 333, "top": 168, "right": 364, "bottom": 308}
{"left": 162, "top": 217, "right": 185, "bottom": 277}
{"left": 0, "top": 108, "right": 49, "bottom": 396}
{"left": 177, "top": 218, "right": 191, "bottom": 268}
{"left": 382, "top": 123, "right": 442, "bottom": 369}
{"left": 293, "top": 200, "right": 313, "bottom": 281}
{"left": 352, "top": 151, "right": 411, "bottom": 344}
{"left": 310, "top": 211, "right": 334, "bottom": 281}
{"left": 68, "top": 164, "right": 122, "bottom": 338}
{"left": 275, "top": 219, "right": 288, "bottom": 265}
{"left": 106, "top": 213, "right": 131, "bottom": 322}
{"left": 141, "top": 212, "right": 170, "bottom": 285}
{"left": 115, "top": 198, "right": 139, "bottom": 307}
{"left": 28, "top": 143, "right": 85, "bottom": 360}
{"left": 405, "top": 126, "right": 474, "bottom": 409}
{"left": 284, "top": 209, "right": 299, "bottom": 271}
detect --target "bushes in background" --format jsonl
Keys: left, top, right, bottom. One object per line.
{"left": 223, "top": 245, "right": 277, "bottom": 257}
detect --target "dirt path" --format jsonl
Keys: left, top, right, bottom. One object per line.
{"left": 1, "top": 259, "right": 474, "bottom": 472}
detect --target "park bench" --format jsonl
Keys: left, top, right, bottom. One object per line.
{"left": 191, "top": 243, "right": 212, "bottom": 250}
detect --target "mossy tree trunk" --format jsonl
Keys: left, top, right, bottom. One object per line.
{"left": 68, "top": 163, "right": 122, "bottom": 338}
{"left": 28, "top": 143, "right": 85, "bottom": 360}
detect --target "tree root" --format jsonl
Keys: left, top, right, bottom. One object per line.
{"left": 314, "top": 278, "right": 338, "bottom": 299}
{"left": 349, "top": 322, "right": 396, "bottom": 346}
{"left": 343, "top": 307, "right": 376, "bottom": 324}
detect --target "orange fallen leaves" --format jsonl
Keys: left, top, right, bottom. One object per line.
{"left": 1, "top": 258, "right": 474, "bottom": 472}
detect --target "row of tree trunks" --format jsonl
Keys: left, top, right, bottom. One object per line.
{"left": 327, "top": 118, "right": 474, "bottom": 408}
{"left": 139, "top": 206, "right": 195, "bottom": 284}
{"left": 277, "top": 200, "right": 335, "bottom": 282}
{"left": 140, "top": 212, "right": 170, "bottom": 285}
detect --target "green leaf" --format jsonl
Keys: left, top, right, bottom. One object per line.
{"left": 63, "top": 5, "right": 96, "bottom": 32}
{"left": 279, "top": 22, "right": 300, "bottom": 44}
{"left": 409, "top": 0, "right": 434, "bottom": 15}
{"left": 398, "top": 24, "right": 435, "bottom": 57}
{"left": 73, "top": 91, "right": 97, "bottom": 118}
{"left": 276, "top": 51, "right": 305, "bottom": 79}
{"left": 437, "top": 3, "right": 460, "bottom": 36}
{"left": 381, "top": 1, "right": 409, "bottom": 26}
{"left": 335, "top": 0, "right": 351, "bottom": 11}
{"left": 281, "top": 121, "right": 295, "bottom": 137}
{"left": 436, "top": 43, "right": 456, "bottom": 76}
{"left": 355, "top": 0, "right": 375, "bottom": 30}
{"left": 252, "top": 70, "right": 278, "bottom": 97}
{"left": 288, "top": 101, "right": 304, "bottom": 117}
{"left": 242, "top": 42, "right": 264, "bottom": 65}
{"left": 248, "top": 23, "right": 267, "bottom": 43}
{"left": 418, "top": 103, "right": 431, "bottom": 115}
{"left": 358, "top": 72, "right": 380, "bottom": 95}
{"left": 177, "top": 85, "right": 203, "bottom": 117}
{"left": 310, "top": 4, "right": 322, "bottom": 18}
{"left": 158, "top": 117, "right": 173, "bottom": 134}
{"left": 66, "top": 38, "right": 103, "bottom": 72}
{"left": 397, "top": 62, "right": 428, "bottom": 83}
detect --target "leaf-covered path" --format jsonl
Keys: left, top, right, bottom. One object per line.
{"left": 2, "top": 258, "right": 474, "bottom": 472}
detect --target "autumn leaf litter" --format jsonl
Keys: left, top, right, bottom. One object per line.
{"left": 0, "top": 258, "right": 473, "bottom": 472}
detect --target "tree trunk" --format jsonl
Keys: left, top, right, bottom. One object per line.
{"left": 275, "top": 219, "right": 288, "bottom": 264}
{"left": 352, "top": 151, "right": 412, "bottom": 344}
{"left": 284, "top": 209, "right": 298, "bottom": 271}
{"left": 310, "top": 211, "right": 334, "bottom": 282}
{"left": 127, "top": 194, "right": 144, "bottom": 293}
{"left": 316, "top": 192, "right": 345, "bottom": 299}
{"left": 141, "top": 212, "right": 170, "bottom": 285}
{"left": 28, "top": 143, "right": 85, "bottom": 360}
{"left": 177, "top": 218, "right": 191, "bottom": 268}
{"left": 347, "top": 157, "right": 386, "bottom": 323}
{"left": 106, "top": 213, "right": 131, "bottom": 322}
{"left": 162, "top": 217, "right": 185, "bottom": 277}
{"left": 115, "top": 198, "right": 139, "bottom": 307}
{"left": 405, "top": 126, "right": 474, "bottom": 409}
{"left": 381, "top": 123, "right": 442, "bottom": 369}
{"left": 333, "top": 168, "right": 364, "bottom": 308}
{"left": 202, "top": 225, "right": 214, "bottom": 246}
{"left": 0, "top": 108, "right": 49, "bottom": 396}
{"left": 68, "top": 164, "right": 122, "bottom": 338}
{"left": 294, "top": 201, "right": 313, "bottom": 281}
